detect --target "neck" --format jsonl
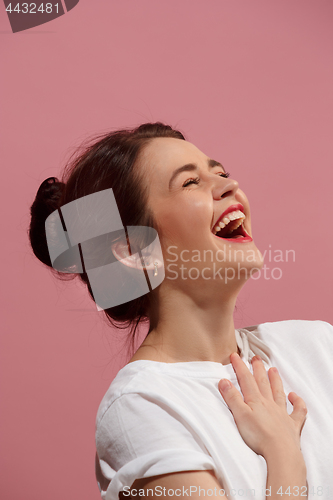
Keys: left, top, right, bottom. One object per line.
{"left": 140, "top": 278, "right": 243, "bottom": 366}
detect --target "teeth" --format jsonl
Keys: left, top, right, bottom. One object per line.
{"left": 213, "top": 210, "right": 245, "bottom": 235}
{"left": 227, "top": 219, "right": 242, "bottom": 233}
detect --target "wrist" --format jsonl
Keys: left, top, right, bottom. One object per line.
{"left": 265, "top": 445, "right": 307, "bottom": 473}
{"left": 262, "top": 436, "right": 302, "bottom": 459}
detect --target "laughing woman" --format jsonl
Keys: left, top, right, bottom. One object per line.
{"left": 29, "top": 123, "right": 333, "bottom": 500}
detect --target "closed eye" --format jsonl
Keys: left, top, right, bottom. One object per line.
{"left": 182, "top": 177, "right": 200, "bottom": 187}
{"left": 182, "top": 172, "right": 230, "bottom": 188}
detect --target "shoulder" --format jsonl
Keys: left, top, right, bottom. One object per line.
{"left": 242, "top": 319, "right": 333, "bottom": 365}
{"left": 95, "top": 361, "right": 189, "bottom": 431}
{"left": 243, "top": 319, "right": 332, "bottom": 343}
{"left": 95, "top": 365, "right": 168, "bottom": 469}
{"left": 95, "top": 362, "right": 153, "bottom": 428}
{"left": 95, "top": 363, "right": 212, "bottom": 479}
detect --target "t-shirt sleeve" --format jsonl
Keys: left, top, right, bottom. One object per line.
{"left": 95, "top": 393, "right": 218, "bottom": 500}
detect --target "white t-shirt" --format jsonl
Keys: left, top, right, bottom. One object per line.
{"left": 95, "top": 320, "right": 333, "bottom": 500}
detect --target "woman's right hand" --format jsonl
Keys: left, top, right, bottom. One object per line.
{"left": 218, "top": 353, "right": 308, "bottom": 460}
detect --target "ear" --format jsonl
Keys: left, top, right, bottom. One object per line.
{"left": 111, "top": 240, "right": 139, "bottom": 269}
{"left": 111, "top": 240, "right": 163, "bottom": 271}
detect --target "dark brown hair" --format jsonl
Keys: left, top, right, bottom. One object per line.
{"left": 29, "top": 122, "right": 186, "bottom": 344}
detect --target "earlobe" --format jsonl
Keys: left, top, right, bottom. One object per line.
{"left": 145, "top": 259, "right": 163, "bottom": 275}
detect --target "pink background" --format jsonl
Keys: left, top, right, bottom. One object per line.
{"left": 1, "top": 1, "right": 332, "bottom": 499}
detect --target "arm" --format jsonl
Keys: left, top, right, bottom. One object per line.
{"left": 264, "top": 444, "right": 307, "bottom": 499}
{"left": 131, "top": 456, "right": 306, "bottom": 500}
{"left": 131, "top": 470, "right": 225, "bottom": 499}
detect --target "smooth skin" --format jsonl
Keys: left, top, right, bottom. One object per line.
{"left": 121, "top": 138, "right": 308, "bottom": 498}
{"left": 125, "top": 137, "right": 264, "bottom": 366}
{"left": 131, "top": 354, "right": 307, "bottom": 499}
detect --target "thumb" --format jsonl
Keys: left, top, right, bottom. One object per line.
{"left": 288, "top": 392, "right": 308, "bottom": 433}
{"left": 218, "top": 379, "right": 245, "bottom": 418}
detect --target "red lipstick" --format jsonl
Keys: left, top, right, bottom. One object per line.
{"left": 213, "top": 203, "right": 245, "bottom": 228}
{"left": 212, "top": 203, "right": 253, "bottom": 243}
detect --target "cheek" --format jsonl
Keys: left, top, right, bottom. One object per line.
{"left": 155, "top": 199, "right": 210, "bottom": 246}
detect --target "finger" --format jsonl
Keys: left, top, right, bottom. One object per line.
{"left": 251, "top": 355, "right": 274, "bottom": 400}
{"left": 229, "top": 352, "right": 261, "bottom": 404}
{"left": 267, "top": 367, "right": 287, "bottom": 408}
{"left": 218, "top": 378, "right": 250, "bottom": 421}
{"left": 288, "top": 392, "right": 308, "bottom": 433}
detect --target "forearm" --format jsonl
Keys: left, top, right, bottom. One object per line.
{"left": 265, "top": 447, "right": 307, "bottom": 499}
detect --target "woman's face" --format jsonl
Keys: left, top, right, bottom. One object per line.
{"left": 139, "top": 137, "right": 263, "bottom": 284}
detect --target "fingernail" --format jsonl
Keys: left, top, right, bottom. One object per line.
{"left": 220, "top": 379, "right": 232, "bottom": 392}
{"left": 252, "top": 355, "right": 261, "bottom": 362}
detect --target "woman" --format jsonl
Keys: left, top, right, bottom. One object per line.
{"left": 29, "top": 123, "right": 333, "bottom": 499}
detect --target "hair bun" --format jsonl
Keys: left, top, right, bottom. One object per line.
{"left": 29, "top": 177, "right": 66, "bottom": 267}
{"left": 35, "top": 176, "right": 64, "bottom": 209}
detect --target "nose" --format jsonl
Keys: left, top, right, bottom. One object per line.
{"left": 212, "top": 176, "right": 239, "bottom": 200}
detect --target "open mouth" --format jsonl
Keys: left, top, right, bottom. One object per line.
{"left": 212, "top": 209, "right": 252, "bottom": 242}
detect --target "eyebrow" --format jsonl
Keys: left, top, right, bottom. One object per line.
{"left": 168, "top": 158, "right": 225, "bottom": 190}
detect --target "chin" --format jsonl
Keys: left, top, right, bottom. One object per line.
{"left": 225, "top": 246, "right": 264, "bottom": 283}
